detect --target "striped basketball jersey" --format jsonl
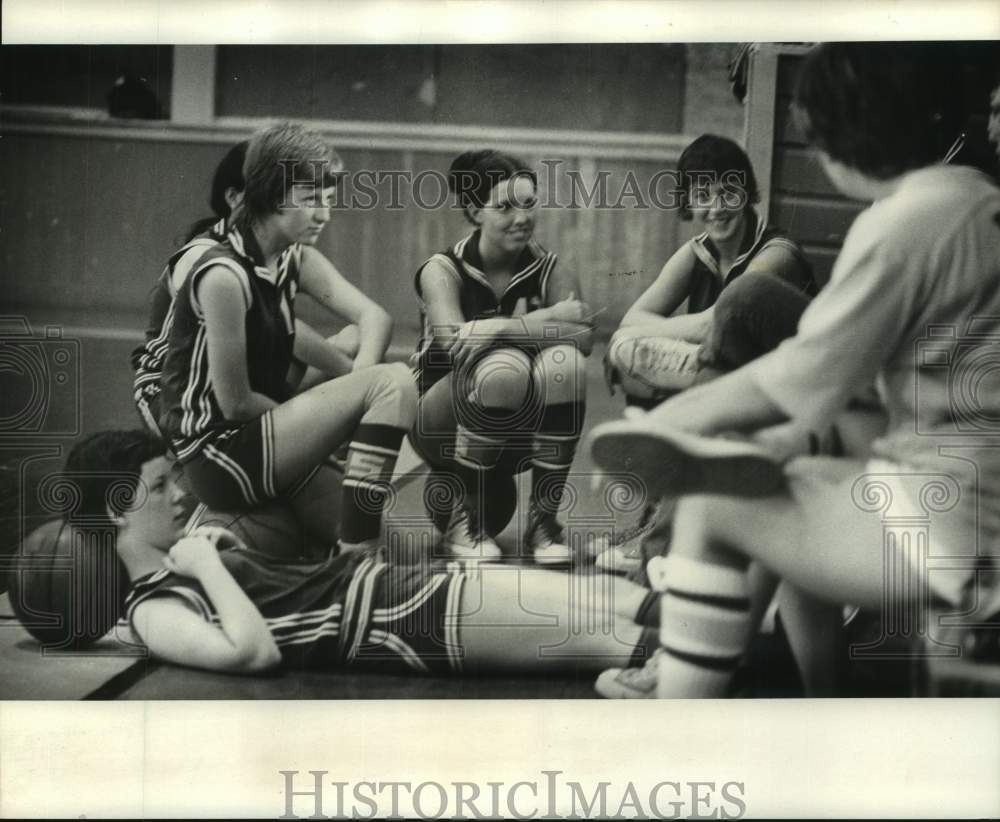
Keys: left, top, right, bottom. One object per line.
{"left": 159, "top": 227, "right": 302, "bottom": 460}
{"left": 686, "top": 210, "right": 816, "bottom": 313}
{"left": 131, "top": 219, "right": 228, "bottom": 409}
{"left": 411, "top": 230, "right": 558, "bottom": 391}
{"left": 124, "top": 548, "right": 468, "bottom": 673}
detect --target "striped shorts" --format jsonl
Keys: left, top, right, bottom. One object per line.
{"left": 178, "top": 411, "right": 319, "bottom": 510}
{"left": 339, "top": 557, "right": 469, "bottom": 675}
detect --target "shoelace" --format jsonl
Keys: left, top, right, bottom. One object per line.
{"left": 608, "top": 503, "right": 661, "bottom": 551}
{"left": 453, "top": 507, "right": 489, "bottom": 543}
{"left": 528, "top": 509, "right": 564, "bottom": 545}
{"left": 637, "top": 340, "right": 699, "bottom": 376}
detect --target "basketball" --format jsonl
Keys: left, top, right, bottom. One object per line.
{"left": 192, "top": 502, "right": 324, "bottom": 561}
{"left": 423, "top": 469, "right": 518, "bottom": 537}
{"left": 8, "top": 519, "right": 130, "bottom": 649}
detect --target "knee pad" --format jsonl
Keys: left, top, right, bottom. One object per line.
{"left": 532, "top": 344, "right": 586, "bottom": 402}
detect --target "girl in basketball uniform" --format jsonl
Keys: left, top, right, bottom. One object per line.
{"left": 159, "top": 122, "right": 417, "bottom": 555}
{"left": 12, "top": 428, "right": 666, "bottom": 678}
{"left": 597, "top": 134, "right": 817, "bottom": 575}
{"left": 605, "top": 134, "right": 816, "bottom": 405}
{"left": 131, "top": 140, "right": 377, "bottom": 444}
{"left": 131, "top": 140, "right": 247, "bottom": 437}
{"left": 410, "top": 150, "right": 594, "bottom": 564}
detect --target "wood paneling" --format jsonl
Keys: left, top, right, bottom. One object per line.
{"left": 1, "top": 129, "right": 684, "bottom": 338}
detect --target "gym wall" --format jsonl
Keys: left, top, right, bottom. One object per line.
{"left": 0, "top": 44, "right": 746, "bottom": 338}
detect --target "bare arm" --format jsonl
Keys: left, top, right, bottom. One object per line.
{"left": 420, "top": 261, "right": 594, "bottom": 363}
{"left": 621, "top": 243, "right": 700, "bottom": 335}
{"left": 298, "top": 246, "right": 392, "bottom": 370}
{"left": 293, "top": 318, "right": 354, "bottom": 378}
{"left": 196, "top": 266, "right": 279, "bottom": 421}
{"left": 131, "top": 534, "right": 280, "bottom": 674}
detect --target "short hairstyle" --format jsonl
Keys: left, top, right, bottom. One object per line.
{"left": 675, "top": 134, "right": 759, "bottom": 221}
{"left": 237, "top": 122, "right": 344, "bottom": 229}
{"left": 794, "top": 42, "right": 966, "bottom": 180}
{"left": 448, "top": 149, "right": 537, "bottom": 223}
{"left": 9, "top": 429, "right": 166, "bottom": 648}
{"left": 62, "top": 429, "right": 167, "bottom": 526}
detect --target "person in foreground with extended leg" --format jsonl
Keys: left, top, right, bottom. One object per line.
{"left": 590, "top": 42, "right": 1000, "bottom": 697}
{"left": 410, "top": 149, "right": 593, "bottom": 565}
{"left": 10, "top": 429, "right": 666, "bottom": 679}
{"left": 159, "top": 122, "right": 416, "bottom": 553}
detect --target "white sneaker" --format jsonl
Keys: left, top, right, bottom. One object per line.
{"left": 611, "top": 336, "right": 705, "bottom": 394}
{"left": 595, "top": 649, "right": 663, "bottom": 699}
{"left": 594, "top": 501, "right": 660, "bottom": 575}
{"left": 588, "top": 419, "right": 785, "bottom": 499}
{"left": 443, "top": 507, "right": 503, "bottom": 562}
{"left": 594, "top": 534, "right": 644, "bottom": 575}
{"left": 524, "top": 507, "right": 573, "bottom": 565}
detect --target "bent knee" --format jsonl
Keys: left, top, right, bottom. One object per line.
{"left": 532, "top": 344, "right": 587, "bottom": 401}
{"left": 369, "top": 362, "right": 419, "bottom": 420}
{"left": 469, "top": 347, "right": 533, "bottom": 409}
{"left": 715, "top": 272, "right": 791, "bottom": 320}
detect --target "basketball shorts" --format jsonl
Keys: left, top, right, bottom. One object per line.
{"left": 344, "top": 558, "right": 469, "bottom": 675}
{"left": 178, "top": 412, "right": 320, "bottom": 510}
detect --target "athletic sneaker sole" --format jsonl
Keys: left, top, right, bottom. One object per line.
{"left": 589, "top": 420, "right": 785, "bottom": 499}
{"left": 594, "top": 547, "right": 643, "bottom": 575}
{"left": 594, "top": 667, "right": 654, "bottom": 699}
{"left": 532, "top": 550, "right": 574, "bottom": 567}
{"left": 444, "top": 542, "right": 504, "bottom": 562}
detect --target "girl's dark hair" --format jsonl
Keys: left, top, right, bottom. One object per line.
{"left": 61, "top": 429, "right": 168, "bottom": 526}
{"left": 183, "top": 140, "right": 249, "bottom": 243}
{"left": 448, "top": 149, "right": 537, "bottom": 223}
{"left": 675, "top": 134, "right": 759, "bottom": 221}
{"left": 9, "top": 429, "right": 167, "bottom": 648}
{"left": 794, "top": 42, "right": 966, "bottom": 180}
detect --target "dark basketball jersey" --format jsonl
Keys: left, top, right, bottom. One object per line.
{"left": 686, "top": 211, "right": 816, "bottom": 314}
{"left": 159, "top": 227, "right": 301, "bottom": 461}
{"left": 411, "top": 230, "right": 558, "bottom": 391}
{"left": 130, "top": 219, "right": 228, "bottom": 408}
{"left": 124, "top": 548, "right": 468, "bottom": 673}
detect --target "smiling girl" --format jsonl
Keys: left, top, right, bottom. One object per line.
{"left": 410, "top": 149, "right": 594, "bottom": 564}
{"left": 606, "top": 134, "right": 817, "bottom": 406}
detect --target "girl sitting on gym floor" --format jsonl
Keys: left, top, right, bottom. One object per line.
{"left": 131, "top": 139, "right": 388, "bottom": 445}
{"left": 604, "top": 134, "right": 817, "bottom": 406}
{"left": 409, "top": 149, "right": 594, "bottom": 565}
{"left": 158, "top": 122, "right": 417, "bottom": 554}
{"left": 597, "top": 135, "right": 817, "bottom": 575}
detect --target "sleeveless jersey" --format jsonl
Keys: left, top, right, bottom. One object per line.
{"left": 124, "top": 548, "right": 467, "bottom": 673}
{"left": 411, "top": 230, "right": 558, "bottom": 391}
{"left": 686, "top": 210, "right": 816, "bottom": 313}
{"left": 131, "top": 219, "right": 228, "bottom": 408}
{"left": 159, "top": 227, "right": 302, "bottom": 461}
